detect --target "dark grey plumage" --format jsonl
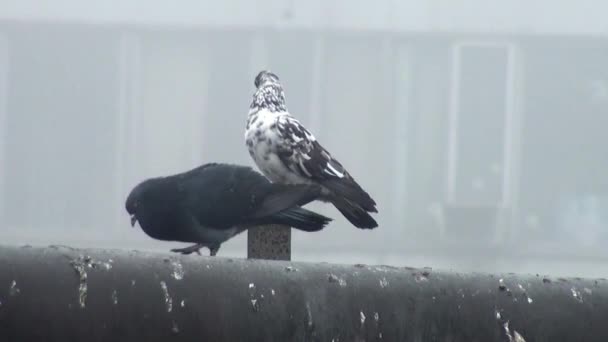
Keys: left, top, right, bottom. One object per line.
{"left": 125, "top": 163, "right": 332, "bottom": 256}
{"left": 245, "top": 70, "right": 378, "bottom": 229}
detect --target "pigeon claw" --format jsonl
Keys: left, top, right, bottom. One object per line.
{"left": 170, "top": 244, "right": 203, "bottom": 255}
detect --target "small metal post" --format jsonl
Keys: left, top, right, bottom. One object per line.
{"left": 247, "top": 225, "right": 291, "bottom": 261}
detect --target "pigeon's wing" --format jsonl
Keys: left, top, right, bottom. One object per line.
{"left": 249, "top": 183, "right": 322, "bottom": 219}
{"left": 178, "top": 164, "right": 258, "bottom": 229}
{"left": 275, "top": 116, "right": 349, "bottom": 181}
{"left": 275, "top": 116, "right": 377, "bottom": 213}
{"left": 181, "top": 164, "right": 323, "bottom": 228}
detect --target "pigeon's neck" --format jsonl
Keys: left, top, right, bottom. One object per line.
{"left": 250, "top": 83, "right": 287, "bottom": 113}
{"left": 246, "top": 106, "right": 284, "bottom": 130}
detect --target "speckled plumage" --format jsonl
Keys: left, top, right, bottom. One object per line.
{"left": 248, "top": 83, "right": 287, "bottom": 115}
{"left": 245, "top": 70, "right": 379, "bottom": 229}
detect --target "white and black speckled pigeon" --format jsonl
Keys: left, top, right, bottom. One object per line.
{"left": 125, "top": 163, "right": 332, "bottom": 256}
{"left": 245, "top": 70, "right": 378, "bottom": 229}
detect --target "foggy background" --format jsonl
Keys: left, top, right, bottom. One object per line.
{"left": 1, "top": 1, "right": 607, "bottom": 277}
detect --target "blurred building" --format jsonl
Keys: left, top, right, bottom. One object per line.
{"left": 1, "top": 0, "right": 607, "bottom": 270}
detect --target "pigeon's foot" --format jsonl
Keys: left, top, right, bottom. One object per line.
{"left": 171, "top": 243, "right": 220, "bottom": 257}
{"left": 171, "top": 244, "right": 203, "bottom": 255}
{"left": 209, "top": 244, "right": 220, "bottom": 257}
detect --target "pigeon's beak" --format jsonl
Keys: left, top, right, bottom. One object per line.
{"left": 130, "top": 215, "right": 137, "bottom": 227}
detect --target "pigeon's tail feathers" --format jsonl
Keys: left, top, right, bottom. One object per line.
{"left": 251, "top": 184, "right": 323, "bottom": 218}
{"left": 268, "top": 207, "right": 332, "bottom": 232}
{"left": 331, "top": 197, "right": 378, "bottom": 229}
{"left": 322, "top": 178, "right": 377, "bottom": 213}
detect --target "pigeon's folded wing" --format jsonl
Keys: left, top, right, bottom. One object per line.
{"left": 181, "top": 164, "right": 323, "bottom": 229}
{"left": 274, "top": 116, "right": 377, "bottom": 213}
{"left": 275, "top": 116, "right": 348, "bottom": 181}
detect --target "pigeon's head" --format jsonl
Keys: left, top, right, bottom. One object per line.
{"left": 125, "top": 181, "right": 148, "bottom": 228}
{"left": 254, "top": 70, "right": 280, "bottom": 89}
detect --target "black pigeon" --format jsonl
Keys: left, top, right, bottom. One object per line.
{"left": 245, "top": 70, "right": 378, "bottom": 229}
{"left": 125, "top": 163, "right": 332, "bottom": 256}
